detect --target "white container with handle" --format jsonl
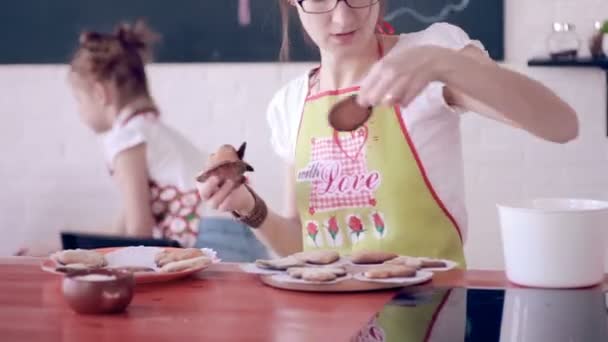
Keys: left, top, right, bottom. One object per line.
{"left": 497, "top": 198, "right": 608, "bottom": 288}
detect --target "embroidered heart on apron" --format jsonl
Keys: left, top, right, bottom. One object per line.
{"left": 332, "top": 126, "right": 368, "bottom": 161}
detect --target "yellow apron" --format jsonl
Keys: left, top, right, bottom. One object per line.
{"left": 294, "top": 88, "right": 466, "bottom": 341}
{"left": 295, "top": 89, "right": 465, "bottom": 262}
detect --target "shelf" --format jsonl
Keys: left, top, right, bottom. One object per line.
{"left": 527, "top": 56, "right": 608, "bottom": 136}
{"left": 528, "top": 57, "right": 608, "bottom": 70}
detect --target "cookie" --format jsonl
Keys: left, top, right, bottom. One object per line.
{"left": 51, "top": 249, "right": 106, "bottom": 268}
{"left": 364, "top": 265, "right": 417, "bottom": 279}
{"left": 384, "top": 256, "right": 423, "bottom": 269}
{"left": 56, "top": 263, "right": 90, "bottom": 273}
{"left": 159, "top": 256, "right": 212, "bottom": 273}
{"left": 293, "top": 250, "right": 340, "bottom": 265}
{"left": 287, "top": 266, "right": 346, "bottom": 279}
{"left": 196, "top": 161, "right": 249, "bottom": 186}
{"left": 255, "top": 256, "right": 305, "bottom": 270}
{"left": 350, "top": 250, "right": 398, "bottom": 265}
{"left": 328, "top": 94, "right": 373, "bottom": 132}
{"left": 109, "top": 266, "right": 155, "bottom": 273}
{"left": 323, "top": 266, "right": 347, "bottom": 277}
{"left": 155, "top": 248, "right": 205, "bottom": 267}
{"left": 286, "top": 267, "right": 307, "bottom": 279}
{"left": 196, "top": 142, "right": 254, "bottom": 183}
{"left": 419, "top": 259, "right": 447, "bottom": 268}
{"left": 300, "top": 269, "right": 338, "bottom": 282}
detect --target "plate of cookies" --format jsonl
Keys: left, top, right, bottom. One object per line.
{"left": 347, "top": 251, "right": 458, "bottom": 272}
{"left": 41, "top": 246, "right": 220, "bottom": 284}
{"left": 259, "top": 264, "right": 432, "bottom": 293}
{"left": 241, "top": 250, "right": 346, "bottom": 275}
{"left": 245, "top": 250, "right": 445, "bottom": 292}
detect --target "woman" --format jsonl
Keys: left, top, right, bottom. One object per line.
{"left": 198, "top": 0, "right": 578, "bottom": 263}
{"left": 198, "top": 1, "right": 578, "bottom": 339}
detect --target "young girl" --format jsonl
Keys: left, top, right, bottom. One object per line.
{"left": 198, "top": 0, "right": 578, "bottom": 339}
{"left": 65, "top": 21, "right": 267, "bottom": 261}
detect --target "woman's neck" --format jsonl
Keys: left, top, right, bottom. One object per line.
{"left": 317, "top": 34, "right": 380, "bottom": 91}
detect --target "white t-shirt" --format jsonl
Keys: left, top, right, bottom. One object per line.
{"left": 101, "top": 109, "right": 206, "bottom": 248}
{"left": 266, "top": 23, "right": 486, "bottom": 242}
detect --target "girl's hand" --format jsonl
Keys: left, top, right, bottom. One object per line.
{"left": 197, "top": 176, "right": 255, "bottom": 215}
{"left": 358, "top": 45, "right": 455, "bottom": 108}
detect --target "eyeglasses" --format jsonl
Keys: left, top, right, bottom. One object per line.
{"left": 297, "top": 0, "right": 380, "bottom": 14}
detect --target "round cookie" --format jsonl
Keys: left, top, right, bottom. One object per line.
{"left": 300, "top": 269, "right": 338, "bottom": 282}
{"left": 293, "top": 250, "right": 340, "bottom": 265}
{"left": 255, "top": 256, "right": 306, "bottom": 271}
{"left": 51, "top": 249, "right": 107, "bottom": 268}
{"left": 350, "top": 250, "right": 398, "bottom": 265}
{"left": 155, "top": 248, "right": 205, "bottom": 267}
{"left": 384, "top": 256, "right": 423, "bottom": 269}
{"left": 364, "top": 265, "right": 417, "bottom": 279}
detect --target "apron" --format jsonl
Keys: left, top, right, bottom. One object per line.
{"left": 294, "top": 91, "right": 465, "bottom": 264}
{"left": 294, "top": 67, "right": 466, "bottom": 341}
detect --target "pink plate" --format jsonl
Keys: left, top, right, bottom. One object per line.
{"left": 41, "top": 247, "right": 212, "bottom": 284}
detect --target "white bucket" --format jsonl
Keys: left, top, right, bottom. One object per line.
{"left": 497, "top": 198, "right": 608, "bottom": 288}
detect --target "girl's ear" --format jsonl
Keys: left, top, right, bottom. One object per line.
{"left": 287, "top": 0, "right": 298, "bottom": 7}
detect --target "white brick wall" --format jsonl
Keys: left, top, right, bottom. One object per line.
{"left": 1, "top": 0, "right": 607, "bottom": 269}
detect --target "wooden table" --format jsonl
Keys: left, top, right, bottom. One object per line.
{"left": 0, "top": 257, "right": 605, "bottom": 342}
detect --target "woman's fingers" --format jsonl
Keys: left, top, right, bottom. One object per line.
{"left": 218, "top": 184, "right": 249, "bottom": 212}
{"left": 197, "top": 176, "right": 221, "bottom": 200}
{"left": 207, "top": 179, "right": 235, "bottom": 210}
{"left": 358, "top": 62, "right": 387, "bottom": 107}
{"left": 378, "top": 75, "right": 412, "bottom": 107}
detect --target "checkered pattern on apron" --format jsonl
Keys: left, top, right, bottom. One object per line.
{"left": 308, "top": 127, "right": 375, "bottom": 213}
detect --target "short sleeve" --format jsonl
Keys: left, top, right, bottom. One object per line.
{"left": 266, "top": 90, "right": 293, "bottom": 162}
{"left": 422, "top": 22, "right": 487, "bottom": 54}
{"left": 417, "top": 23, "right": 487, "bottom": 115}
{"left": 100, "top": 116, "right": 147, "bottom": 169}
{"left": 425, "top": 80, "right": 467, "bottom": 115}
{"left": 265, "top": 74, "right": 309, "bottom": 163}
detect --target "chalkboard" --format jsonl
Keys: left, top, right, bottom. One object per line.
{"left": 0, "top": 0, "right": 503, "bottom": 64}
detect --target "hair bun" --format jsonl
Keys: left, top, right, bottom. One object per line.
{"left": 79, "top": 31, "right": 102, "bottom": 45}
{"left": 77, "top": 30, "right": 122, "bottom": 59}
{"left": 114, "top": 20, "right": 160, "bottom": 62}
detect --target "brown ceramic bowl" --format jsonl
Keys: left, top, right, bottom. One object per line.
{"left": 62, "top": 269, "right": 135, "bottom": 315}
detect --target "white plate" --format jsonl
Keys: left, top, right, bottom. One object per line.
{"left": 242, "top": 257, "right": 349, "bottom": 275}
{"left": 345, "top": 256, "right": 457, "bottom": 272}
{"left": 239, "top": 263, "right": 285, "bottom": 275}
{"left": 353, "top": 270, "right": 434, "bottom": 285}
{"left": 103, "top": 246, "right": 220, "bottom": 271}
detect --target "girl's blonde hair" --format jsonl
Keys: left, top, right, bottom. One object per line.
{"left": 70, "top": 20, "right": 160, "bottom": 106}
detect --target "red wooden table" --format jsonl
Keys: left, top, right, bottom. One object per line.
{"left": 1, "top": 257, "right": 605, "bottom": 342}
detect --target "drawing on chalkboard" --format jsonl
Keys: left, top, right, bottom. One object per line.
{"left": 1, "top": 0, "right": 504, "bottom": 64}
{"left": 238, "top": 0, "right": 251, "bottom": 26}
{"left": 385, "top": 0, "right": 470, "bottom": 24}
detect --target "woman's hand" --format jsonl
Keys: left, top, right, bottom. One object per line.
{"left": 358, "top": 45, "right": 454, "bottom": 108}
{"left": 359, "top": 42, "right": 578, "bottom": 143}
{"left": 197, "top": 176, "right": 255, "bottom": 215}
